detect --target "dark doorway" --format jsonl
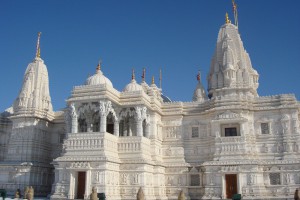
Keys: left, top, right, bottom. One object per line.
{"left": 225, "top": 174, "right": 237, "bottom": 198}
{"left": 77, "top": 171, "right": 86, "bottom": 199}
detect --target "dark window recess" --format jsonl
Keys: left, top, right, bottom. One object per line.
{"left": 225, "top": 127, "right": 237, "bottom": 137}
{"left": 59, "top": 134, "right": 65, "bottom": 143}
{"left": 269, "top": 173, "right": 281, "bottom": 185}
{"left": 190, "top": 174, "right": 200, "bottom": 186}
{"left": 261, "top": 123, "right": 269, "bottom": 134}
{"left": 192, "top": 127, "right": 199, "bottom": 138}
{"left": 107, "top": 124, "right": 114, "bottom": 134}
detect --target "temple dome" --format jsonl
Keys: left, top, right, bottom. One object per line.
{"left": 123, "top": 79, "right": 143, "bottom": 92}
{"left": 85, "top": 64, "right": 113, "bottom": 87}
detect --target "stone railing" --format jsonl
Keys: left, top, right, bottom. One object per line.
{"left": 219, "top": 136, "right": 242, "bottom": 143}
{"left": 118, "top": 136, "right": 150, "bottom": 153}
{"left": 63, "top": 132, "right": 118, "bottom": 153}
{"left": 220, "top": 144, "right": 241, "bottom": 153}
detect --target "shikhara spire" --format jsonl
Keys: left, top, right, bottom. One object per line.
{"left": 35, "top": 32, "right": 41, "bottom": 58}
{"left": 13, "top": 33, "right": 53, "bottom": 118}
{"left": 207, "top": 15, "right": 259, "bottom": 99}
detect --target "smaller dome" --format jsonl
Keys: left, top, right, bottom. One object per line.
{"left": 193, "top": 72, "right": 208, "bottom": 102}
{"left": 161, "top": 94, "right": 172, "bottom": 102}
{"left": 85, "top": 64, "right": 113, "bottom": 87}
{"left": 123, "top": 79, "right": 143, "bottom": 92}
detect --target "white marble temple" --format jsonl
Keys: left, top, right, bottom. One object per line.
{"left": 0, "top": 17, "right": 299, "bottom": 200}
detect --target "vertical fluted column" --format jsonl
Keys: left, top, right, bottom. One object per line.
{"left": 99, "top": 101, "right": 107, "bottom": 133}
{"left": 135, "top": 106, "right": 148, "bottom": 137}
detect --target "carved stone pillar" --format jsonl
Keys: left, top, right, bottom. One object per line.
{"left": 70, "top": 103, "right": 78, "bottom": 133}
{"left": 135, "top": 106, "right": 146, "bottom": 137}
{"left": 71, "top": 117, "right": 78, "bottom": 133}
{"left": 145, "top": 124, "right": 150, "bottom": 138}
{"left": 100, "top": 114, "right": 107, "bottom": 133}
{"left": 137, "top": 119, "right": 143, "bottom": 137}
{"left": 114, "top": 120, "right": 119, "bottom": 136}
{"left": 128, "top": 122, "right": 132, "bottom": 136}
{"left": 86, "top": 117, "right": 93, "bottom": 132}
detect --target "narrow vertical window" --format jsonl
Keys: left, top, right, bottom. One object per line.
{"left": 192, "top": 127, "right": 199, "bottom": 138}
{"left": 261, "top": 123, "right": 269, "bottom": 134}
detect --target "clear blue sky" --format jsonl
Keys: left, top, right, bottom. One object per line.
{"left": 0, "top": 0, "right": 299, "bottom": 112}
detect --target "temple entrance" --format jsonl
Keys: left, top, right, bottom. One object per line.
{"left": 77, "top": 171, "right": 86, "bottom": 199}
{"left": 225, "top": 174, "right": 237, "bottom": 199}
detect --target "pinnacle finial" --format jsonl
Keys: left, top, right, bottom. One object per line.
{"left": 152, "top": 76, "right": 155, "bottom": 85}
{"left": 132, "top": 68, "right": 135, "bottom": 80}
{"left": 232, "top": 0, "right": 239, "bottom": 28}
{"left": 35, "top": 32, "right": 41, "bottom": 58}
{"left": 96, "top": 60, "right": 102, "bottom": 72}
{"left": 197, "top": 70, "right": 201, "bottom": 83}
{"left": 141, "top": 68, "right": 145, "bottom": 82}
{"left": 225, "top": 13, "right": 231, "bottom": 24}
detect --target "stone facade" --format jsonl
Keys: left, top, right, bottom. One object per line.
{"left": 0, "top": 19, "right": 300, "bottom": 200}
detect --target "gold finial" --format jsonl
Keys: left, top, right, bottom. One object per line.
{"left": 132, "top": 68, "right": 135, "bottom": 80}
{"left": 152, "top": 76, "right": 155, "bottom": 84}
{"left": 96, "top": 60, "right": 101, "bottom": 72}
{"left": 225, "top": 13, "right": 231, "bottom": 24}
{"left": 36, "top": 32, "right": 41, "bottom": 58}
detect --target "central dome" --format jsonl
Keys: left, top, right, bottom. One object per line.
{"left": 85, "top": 64, "right": 113, "bottom": 87}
